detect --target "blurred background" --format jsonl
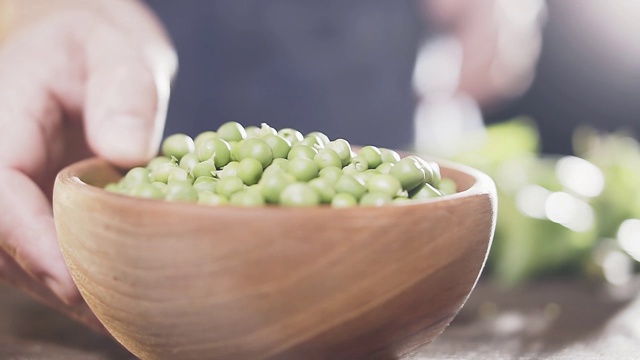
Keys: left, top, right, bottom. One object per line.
{"left": 414, "top": 0, "right": 640, "bottom": 288}
{"left": 144, "top": 0, "right": 640, "bottom": 288}
{"left": 488, "top": 0, "right": 640, "bottom": 155}
{"left": 3, "top": 1, "right": 640, "bottom": 358}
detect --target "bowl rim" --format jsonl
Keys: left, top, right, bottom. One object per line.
{"left": 54, "top": 156, "right": 496, "bottom": 213}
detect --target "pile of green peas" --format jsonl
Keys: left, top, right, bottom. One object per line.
{"left": 105, "top": 122, "right": 457, "bottom": 207}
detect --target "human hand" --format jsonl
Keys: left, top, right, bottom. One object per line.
{"left": 0, "top": 0, "right": 176, "bottom": 330}
{"left": 419, "top": 0, "right": 547, "bottom": 108}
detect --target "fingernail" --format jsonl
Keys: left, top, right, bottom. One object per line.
{"left": 99, "top": 115, "right": 153, "bottom": 166}
{"left": 43, "top": 275, "right": 82, "bottom": 305}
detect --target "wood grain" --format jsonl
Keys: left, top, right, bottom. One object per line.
{"left": 53, "top": 157, "right": 496, "bottom": 360}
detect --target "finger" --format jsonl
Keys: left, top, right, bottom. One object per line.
{"left": 0, "top": 13, "right": 88, "bottom": 181}
{"left": 0, "top": 19, "right": 86, "bottom": 305}
{"left": 0, "top": 249, "right": 105, "bottom": 333}
{"left": 83, "top": 20, "right": 175, "bottom": 168}
{"left": 0, "top": 168, "right": 81, "bottom": 305}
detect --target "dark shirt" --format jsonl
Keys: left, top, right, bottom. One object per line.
{"left": 145, "top": 1, "right": 424, "bottom": 150}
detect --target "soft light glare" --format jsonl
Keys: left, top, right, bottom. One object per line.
{"left": 545, "top": 192, "right": 594, "bottom": 232}
{"left": 493, "top": 311, "right": 527, "bottom": 336}
{"left": 412, "top": 36, "right": 462, "bottom": 100}
{"left": 617, "top": 219, "right": 640, "bottom": 262}
{"left": 495, "top": 159, "right": 530, "bottom": 192}
{"left": 413, "top": 95, "right": 484, "bottom": 157}
{"left": 556, "top": 156, "right": 605, "bottom": 198}
{"left": 516, "top": 185, "right": 550, "bottom": 219}
{"left": 602, "top": 250, "right": 633, "bottom": 286}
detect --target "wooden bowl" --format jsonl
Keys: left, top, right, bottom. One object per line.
{"left": 53, "top": 157, "right": 496, "bottom": 360}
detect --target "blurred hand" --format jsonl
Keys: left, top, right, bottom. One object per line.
{"left": 413, "top": 0, "right": 546, "bottom": 156}
{"left": 420, "top": 0, "right": 546, "bottom": 108}
{"left": 0, "top": 0, "right": 176, "bottom": 330}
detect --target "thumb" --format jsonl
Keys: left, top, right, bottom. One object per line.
{"left": 83, "top": 23, "right": 176, "bottom": 168}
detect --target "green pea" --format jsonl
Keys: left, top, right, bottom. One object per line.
{"left": 229, "top": 140, "right": 243, "bottom": 162}
{"left": 341, "top": 164, "right": 358, "bottom": 175}
{"left": 270, "top": 158, "right": 289, "bottom": 171}
{"left": 194, "top": 176, "right": 217, "bottom": 185}
{"left": 438, "top": 178, "right": 457, "bottom": 196}
{"left": 306, "top": 131, "right": 331, "bottom": 146}
{"left": 215, "top": 177, "right": 245, "bottom": 198}
{"left": 334, "top": 174, "right": 367, "bottom": 200}
{"left": 280, "top": 183, "right": 320, "bottom": 207}
{"left": 376, "top": 162, "right": 395, "bottom": 174}
{"left": 238, "top": 138, "right": 273, "bottom": 168}
{"left": 349, "top": 156, "right": 369, "bottom": 172}
{"left": 193, "top": 178, "right": 217, "bottom": 193}
{"left": 146, "top": 156, "right": 173, "bottom": 171}
{"left": 379, "top": 148, "right": 401, "bottom": 164}
{"left": 167, "top": 167, "right": 194, "bottom": 184}
{"left": 286, "top": 157, "right": 319, "bottom": 182}
{"left": 164, "top": 181, "right": 198, "bottom": 202}
{"left": 237, "top": 158, "right": 264, "bottom": 185}
{"left": 196, "top": 137, "right": 231, "bottom": 167}
{"left": 257, "top": 123, "right": 277, "bottom": 137}
{"left": 287, "top": 144, "right": 318, "bottom": 160}
{"left": 247, "top": 183, "right": 262, "bottom": 193}
{"left": 360, "top": 192, "right": 393, "bottom": 207}
{"left": 358, "top": 146, "right": 382, "bottom": 169}
{"left": 277, "top": 128, "right": 304, "bottom": 144}
{"left": 105, "top": 122, "right": 453, "bottom": 208}
{"left": 161, "top": 133, "right": 195, "bottom": 160}
{"left": 192, "top": 160, "right": 216, "bottom": 179}
{"left": 331, "top": 193, "right": 358, "bottom": 208}
{"left": 392, "top": 197, "right": 412, "bottom": 205}
{"left": 151, "top": 181, "right": 168, "bottom": 194}
{"left": 149, "top": 162, "right": 176, "bottom": 183}
{"left": 179, "top": 153, "right": 200, "bottom": 172}
{"left": 130, "top": 183, "right": 164, "bottom": 199}
{"left": 194, "top": 131, "right": 218, "bottom": 147}
{"left": 308, "top": 177, "right": 336, "bottom": 203}
{"left": 197, "top": 191, "right": 228, "bottom": 206}
{"left": 318, "top": 166, "right": 342, "bottom": 184}
{"left": 217, "top": 161, "right": 239, "bottom": 178}
{"left": 262, "top": 158, "right": 289, "bottom": 177}
{"left": 230, "top": 190, "right": 266, "bottom": 207}
{"left": 366, "top": 174, "right": 402, "bottom": 197}
{"left": 354, "top": 169, "right": 380, "bottom": 184}
{"left": 121, "top": 167, "right": 150, "bottom": 189}
{"left": 261, "top": 134, "right": 291, "bottom": 159}
{"left": 300, "top": 135, "right": 325, "bottom": 149}
{"left": 429, "top": 161, "right": 442, "bottom": 187}
{"left": 217, "top": 121, "right": 247, "bottom": 142}
{"left": 244, "top": 126, "right": 260, "bottom": 138}
{"left": 313, "top": 148, "right": 342, "bottom": 169}
{"left": 389, "top": 157, "right": 425, "bottom": 192}
{"left": 260, "top": 172, "right": 296, "bottom": 203}
{"left": 406, "top": 155, "right": 439, "bottom": 186}
{"left": 409, "top": 182, "right": 442, "bottom": 200}
{"left": 326, "top": 139, "right": 352, "bottom": 167}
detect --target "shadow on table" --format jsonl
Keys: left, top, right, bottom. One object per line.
{"left": 0, "top": 284, "right": 135, "bottom": 360}
{"left": 3, "top": 279, "right": 640, "bottom": 360}
{"left": 419, "top": 277, "right": 640, "bottom": 359}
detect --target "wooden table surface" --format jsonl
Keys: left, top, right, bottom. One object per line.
{"left": 2, "top": 278, "right": 640, "bottom": 359}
